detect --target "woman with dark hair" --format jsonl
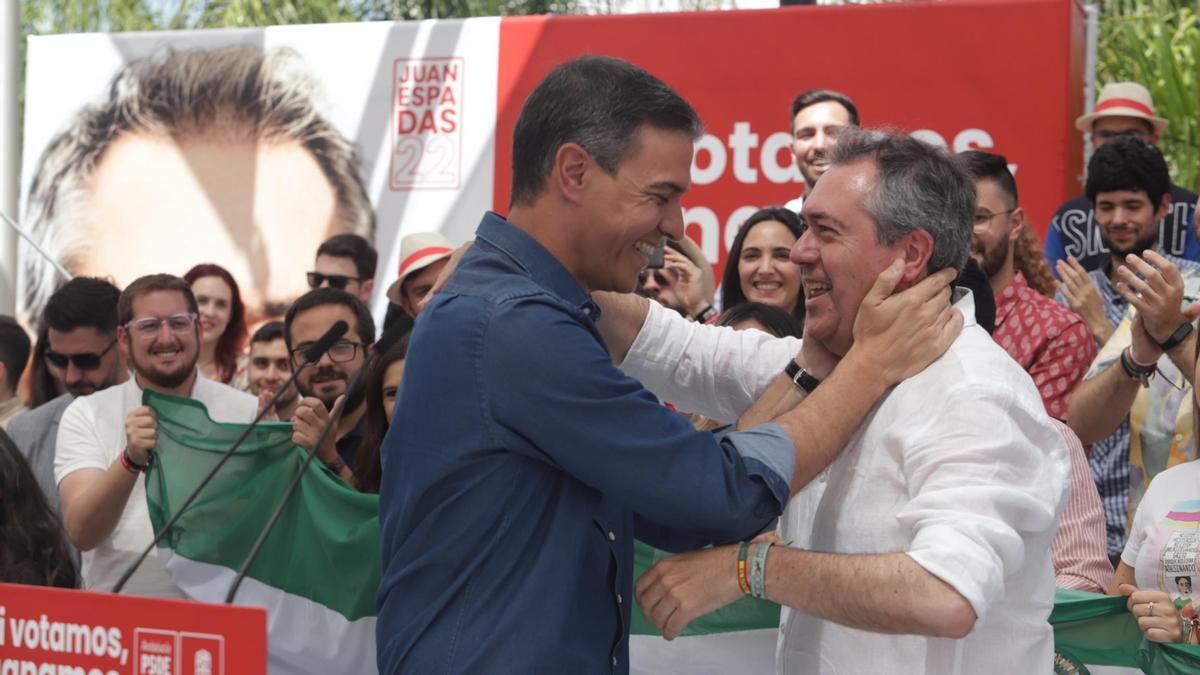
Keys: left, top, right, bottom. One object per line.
{"left": 184, "top": 263, "right": 249, "bottom": 387}
{"left": 354, "top": 335, "right": 410, "bottom": 494}
{"left": 0, "top": 429, "right": 77, "bottom": 587}
{"left": 721, "top": 207, "right": 805, "bottom": 324}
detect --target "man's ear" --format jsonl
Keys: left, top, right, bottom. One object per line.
{"left": 553, "top": 143, "right": 591, "bottom": 206}
{"left": 1008, "top": 207, "right": 1026, "bottom": 244}
{"left": 1155, "top": 191, "right": 1172, "bottom": 223}
{"left": 895, "top": 229, "right": 935, "bottom": 285}
{"left": 361, "top": 279, "right": 375, "bottom": 300}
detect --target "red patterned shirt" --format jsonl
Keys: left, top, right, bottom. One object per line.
{"left": 992, "top": 272, "right": 1097, "bottom": 420}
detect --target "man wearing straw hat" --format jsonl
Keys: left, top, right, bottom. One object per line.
{"left": 386, "top": 232, "right": 455, "bottom": 318}
{"left": 1047, "top": 82, "right": 1200, "bottom": 284}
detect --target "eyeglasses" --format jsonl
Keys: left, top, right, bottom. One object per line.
{"left": 973, "top": 208, "right": 1017, "bottom": 231}
{"left": 291, "top": 339, "right": 365, "bottom": 365}
{"left": 307, "top": 272, "right": 363, "bottom": 291}
{"left": 125, "top": 313, "right": 198, "bottom": 339}
{"left": 44, "top": 340, "right": 117, "bottom": 371}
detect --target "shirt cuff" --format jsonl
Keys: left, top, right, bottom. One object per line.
{"left": 722, "top": 422, "right": 795, "bottom": 509}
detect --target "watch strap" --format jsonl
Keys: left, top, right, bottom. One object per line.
{"left": 1158, "top": 321, "right": 1195, "bottom": 351}
{"left": 324, "top": 455, "right": 348, "bottom": 475}
{"left": 783, "top": 360, "right": 820, "bottom": 394}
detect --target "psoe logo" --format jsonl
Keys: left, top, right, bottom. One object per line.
{"left": 391, "top": 56, "right": 464, "bottom": 191}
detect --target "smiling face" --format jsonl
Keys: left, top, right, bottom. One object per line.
{"left": 1095, "top": 188, "right": 1167, "bottom": 258}
{"left": 192, "top": 275, "right": 233, "bottom": 350}
{"left": 791, "top": 101, "right": 852, "bottom": 186}
{"left": 248, "top": 337, "right": 296, "bottom": 402}
{"left": 969, "top": 179, "right": 1021, "bottom": 279}
{"left": 738, "top": 220, "right": 802, "bottom": 313}
{"left": 573, "top": 125, "right": 693, "bottom": 293}
{"left": 290, "top": 303, "right": 365, "bottom": 409}
{"left": 120, "top": 290, "right": 201, "bottom": 390}
{"left": 794, "top": 159, "right": 903, "bottom": 356}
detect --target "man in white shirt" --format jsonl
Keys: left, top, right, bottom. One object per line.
{"left": 624, "top": 129, "right": 1070, "bottom": 673}
{"left": 56, "top": 274, "right": 256, "bottom": 597}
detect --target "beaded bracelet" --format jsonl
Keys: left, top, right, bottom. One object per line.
{"left": 736, "top": 542, "right": 752, "bottom": 595}
{"left": 749, "top": 542, "right": 772, "bottom": 599}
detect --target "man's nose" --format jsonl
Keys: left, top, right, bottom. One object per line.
{"left": 791, "top": 228, "right": 818, "bottom": 265}
{"left": 661, "top": 206, "right": 685, "bottom": 241}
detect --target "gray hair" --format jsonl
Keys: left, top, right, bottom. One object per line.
{"left": 829, "top": 128, "right": 974, "bottom": 273}
{"left": 19, "top": 45, "right": 374, "bottom": 321}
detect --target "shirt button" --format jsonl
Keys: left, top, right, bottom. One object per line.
{"left": 617, "top": 593, "right": 623, "bottom": 604}
{"left": 608, "top": 531, "right": 616, "bottom": 541}
{"left": 612, "top": 657, "right": 618, "bottom": 667}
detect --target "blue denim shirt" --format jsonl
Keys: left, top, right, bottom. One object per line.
{"left": 376, "top": 213, "right": 795, "bottom": 674}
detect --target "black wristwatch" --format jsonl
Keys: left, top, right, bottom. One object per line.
{"left": 1158, "top": 321, "right": 1195, "bottom": 351}
{"left": 784, "top": 360, "right": 820, "bottom": 394}
{"left": 324, "top": 455, "right": 347, "bottom": 475}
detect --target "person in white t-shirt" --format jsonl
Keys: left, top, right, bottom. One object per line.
{"left": 1111, "top": 459, "right": 1200, "bottom": 644}
{"left": 56, "top": 274, "right": 256, "bottom": 597}
{"left": 627, "top": 129, "right": 1069, "bottom": 673}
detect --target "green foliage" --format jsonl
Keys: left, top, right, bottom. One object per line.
{"left": 1096, "top": 0, "right": 1200, "bottom": 191}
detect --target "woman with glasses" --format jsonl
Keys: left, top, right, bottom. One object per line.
{"left": 183, "top": 264, "right": 249, "bottom": 388}
{"left": 721, "top": 207, "right": 805, "bottom": 325}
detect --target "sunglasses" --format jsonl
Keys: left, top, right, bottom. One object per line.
{"left": 307, "top": 272, "right": 363, "bottom": 291}
{"left": 44, "top": 340, "right": 117, "bottom": 371}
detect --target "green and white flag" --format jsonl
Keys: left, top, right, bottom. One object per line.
{"left": 143, "top": 390, "right": 380, "bottom": 675}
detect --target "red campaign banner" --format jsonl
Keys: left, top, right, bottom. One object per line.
{"left": 495, "top": 0, "right": 1086, "bottom": 279}
{"left": 0, "top": 583, "right": 266, "bottom": 675}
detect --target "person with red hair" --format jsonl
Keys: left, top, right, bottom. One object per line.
{"left": 184, "top": 264, "right": 248, "bottom": 387}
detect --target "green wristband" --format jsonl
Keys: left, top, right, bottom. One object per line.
{"left": 749, "top": 542, "right": 772, "bottom": 599}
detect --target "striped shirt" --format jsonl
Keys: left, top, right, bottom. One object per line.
{"left": 1051, "top": 419, "right": 1114, "bottom": 593}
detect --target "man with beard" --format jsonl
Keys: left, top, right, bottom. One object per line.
{"left": 1060, "top": 138, "right": 1200, "bottom": 566}
{"left": 9, "top": 278, "right": 128, "bottom": 524}
{"left": 783, "top": 89, "right": 859, "bottom": 214}
{"left": 284, "top": 288, "right": 374, "bottom": 485}
{"left": 1046, "top": 82, "right": 1200, "bottom": 277}
{"left": 54, "top": 274, "right": 257, "bottom": 597}
{"left": 956, "top": 150, "right": 1096, "bottom": 419}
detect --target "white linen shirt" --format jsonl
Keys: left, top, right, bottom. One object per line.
{"left": 55, "top": 375, "right": 257, "bottom": 597}
{"left": 620, "top": 293, "right": 1070, "bottom": 674}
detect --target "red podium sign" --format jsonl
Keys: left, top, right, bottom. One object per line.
{"left": 0, "top": 583, "right": 266, "bottom": 675}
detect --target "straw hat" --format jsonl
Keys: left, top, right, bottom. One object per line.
{"left": 386, "top": 232, "right": 454, "bottom": 304}
{"left": 1075, "top": 82, "right": 1169, "bottom": 135}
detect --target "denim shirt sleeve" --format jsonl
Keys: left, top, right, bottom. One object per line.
{"left": 480, "top": 297, "right": 792, "bottom": 542}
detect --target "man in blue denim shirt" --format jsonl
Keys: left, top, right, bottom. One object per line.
{"left": 376, "top": 56, "right": 961, "bottom": 674}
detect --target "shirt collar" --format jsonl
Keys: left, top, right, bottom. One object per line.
{"left": 994, "top": 271, "right": 1031, "bottom": 327}
{"left": 474, "top": 212, "right": 602, "bottom": 320}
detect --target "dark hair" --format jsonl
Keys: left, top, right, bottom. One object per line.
{"left": 830, "top": 128, "right": 975, "bottom": 273}
{"left": 250, "top": 320, "right": 286, "bottom": 346}
{"left": 317, "top": 234, "right": 378, "bottom": 281}
{"left": 510, "top": 55, "right": 702, "bottom": 207}
{"left": 117, "top": 274, "right": 199, "bottom": 327}
{"left": 184, "top": 264, "right": 248, "bottom": 384}
{"left": 28, "top": 323, "right": 65, "bottom": 409}
{"left": 1085, "top": 136, "right": 1171, "bottom": 208}
{"left": 0, "top": 430, "right": 78, "bottom": 588}
{"left": 717, "top": 302, "right": 803, "bottom": 339}
{"left": 955, "top": 150, "right": 1019, "bottom": 208}
{"left": 44, "top": 277, "right": 121, "bottom": 337}
{"left": 0, "top": 316, "right": 31, "bottom": 391}
{"left": 790, "top": 89, "right": 860, "bottom": 128}
{"left": 1177, "top": 576, "right": 1192, "bottom": 585}
{"left": 720, "top": 207, "right": 805, "bottom": 322}
{"left": 284, "top": 288, "right": 375, "bottom": 351}
{"left": 354, "top": 334, "right": 410, "bottom": 494}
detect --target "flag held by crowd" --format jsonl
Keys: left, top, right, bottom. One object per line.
{"left": 142, "top": 390, "right": 380, "bottom": 674}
